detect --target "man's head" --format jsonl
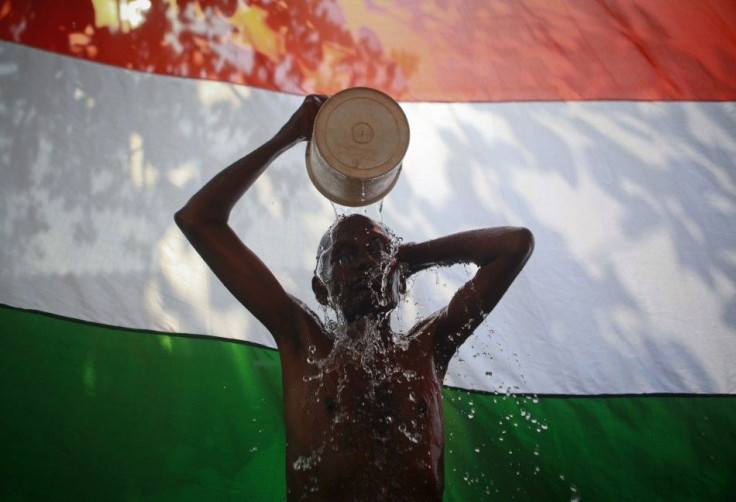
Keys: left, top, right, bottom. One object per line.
{"left": 312, "top": 214, "right": 405, "bottom": 321}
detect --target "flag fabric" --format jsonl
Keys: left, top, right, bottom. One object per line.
{"left": 1, "top": 1, "right": 735, "bottom": 500}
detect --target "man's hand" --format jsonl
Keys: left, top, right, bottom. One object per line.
{"left": 281, "top": 94, "right": 329, "bottom": 142}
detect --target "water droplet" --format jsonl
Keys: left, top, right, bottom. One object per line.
{"left": 398, "top": 423, "right": 421, "bottom": 443}
{"left": 293, "top": 455, "right": 317, "bottom": 471}
{"left": 570, "top": 483, "right": 580, "bottom": 501}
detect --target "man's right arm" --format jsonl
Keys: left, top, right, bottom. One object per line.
{"left": 175, "top": 95, "right": 327, "bottom": 350}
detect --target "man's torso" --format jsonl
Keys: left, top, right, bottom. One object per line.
{"left": 281, "top": 318, "right": 445, "bottom": 501}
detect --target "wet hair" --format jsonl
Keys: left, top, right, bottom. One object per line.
{"left": 314, "top": 214, "right": 391, "bottom": 279}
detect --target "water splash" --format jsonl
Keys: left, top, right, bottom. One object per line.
{"left": 293, "top": 452, "right": 322, "bottom": 471}
{"left": 330, "top": 200, "right": 384, "bottom": 221}
{"left": 570, "top": 483, "right": 580, "bottom": 501}
{"left": 398, "top": 423, "right": 421, "bottom": 443}
{"left": 306, "top": 211, "right": 543, "bottom": 496}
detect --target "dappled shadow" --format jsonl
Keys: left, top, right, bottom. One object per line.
{"left": 2, "top": 1, "right": 735, "bottom": 101}
{"left": 2, "top": 41, "right": 735, "bottom": 397}
{"left": 0, "top": 0, "right": 408, "bottom": 97}
{"left": 2, "top": 32, "right": 736, "bottom": 502}
{"left": 0, "top": 42, "right": 333, "bottom": 347}
{"left": 384, "top": 100, "right": 735, "bottom": 394}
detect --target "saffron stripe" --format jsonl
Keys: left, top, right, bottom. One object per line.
{"left": 1, "top": 0, "right": 735, "bottom": 101}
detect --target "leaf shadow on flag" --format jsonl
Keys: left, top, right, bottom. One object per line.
{"left": 0, "top": 42, "right": 323, "bottom": 345}
{"left": 0, "top": 0, "right": 410, "bottom": 98}
{"left": 4, "top": 1, "right": 736, "bottom": 101}
{"left": 390, "top": 100, "right": 734, "bottom": 396}
{"left": 1, "top": 42, "right": 734, "bottom": 396}
{"left": 2, "top": 41, "right": 736, "bottom": 501}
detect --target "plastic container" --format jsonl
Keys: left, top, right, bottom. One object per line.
{"left": 306, "top": 87, "right": 410, "bottom": 206}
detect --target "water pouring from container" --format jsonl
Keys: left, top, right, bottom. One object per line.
{"left": 306, "top": 87, "right": 410, "bottom": 207}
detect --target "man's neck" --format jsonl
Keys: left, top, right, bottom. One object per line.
{"left": 342, "top": 312, "right": 393, "bottom": 346}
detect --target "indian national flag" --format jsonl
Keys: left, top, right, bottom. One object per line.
{"left": 1, "top": 1, "right": 735, "bottom": 500}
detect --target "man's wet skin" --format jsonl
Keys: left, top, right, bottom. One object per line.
{"left": 284, "top": 329, "right": 446, "bottom": 500}
{"left": 283, "top": 215, "right": 445, "bottom": 501}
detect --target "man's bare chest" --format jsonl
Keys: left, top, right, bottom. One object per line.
{"left": 282, "top": 332, "right": 446, "bottom": 496}
{"left": 297, "top": 339, "right": 443, "bottom": 438}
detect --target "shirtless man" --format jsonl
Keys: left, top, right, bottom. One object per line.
{"left": 175, "top": 95, "right": 533, "bottom": 501}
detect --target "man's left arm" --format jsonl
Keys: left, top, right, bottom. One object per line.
{"left": 397, "top": 227, "right": 534, "bottom": 372}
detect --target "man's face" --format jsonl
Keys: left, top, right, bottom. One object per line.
{"left": 316, "top": 215, "right": 402, "bottom": 320}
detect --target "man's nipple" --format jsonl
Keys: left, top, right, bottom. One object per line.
{"left": 324, "top": 395, "right": 337, "bottom": 414}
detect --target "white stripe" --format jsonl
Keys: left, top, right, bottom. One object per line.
{"left": 2, "top": 43, "right": 735, "bottom": 395}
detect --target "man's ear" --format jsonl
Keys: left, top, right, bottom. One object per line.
{"left": 312, "top": 275, "right": 330, "bottom": 306}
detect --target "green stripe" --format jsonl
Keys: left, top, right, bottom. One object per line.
{"left": 1, "top": 305, "right": 734, "bottom": 501}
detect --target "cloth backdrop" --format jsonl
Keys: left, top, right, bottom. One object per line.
{"left": 1, "top": 1, "right": 735, "bottom": 500}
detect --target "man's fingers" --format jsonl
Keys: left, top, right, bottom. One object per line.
{"left": 306, "top": 94, "right": 329, "bottom": 108}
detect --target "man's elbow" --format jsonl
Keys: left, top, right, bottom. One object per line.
{"left": 512, "top": 227, "right": 534, "bottom": 261}
{"left": 174, "top": 206, "right": 195, "bottom": 233}
{"left": 174, "top": 205, "right": 210, "bottom": 237}
{"left": 174, "top": 204, "right": 229, "bottom": 240}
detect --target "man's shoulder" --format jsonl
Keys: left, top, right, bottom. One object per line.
{"left": 278, "top": 295, "right": 332, "bottom": 352}
{"left": 406, "top": 309, "right": 446, "bottom": 339}
{"left": 403, "top": 307, "right": 459, "bottom": 377}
